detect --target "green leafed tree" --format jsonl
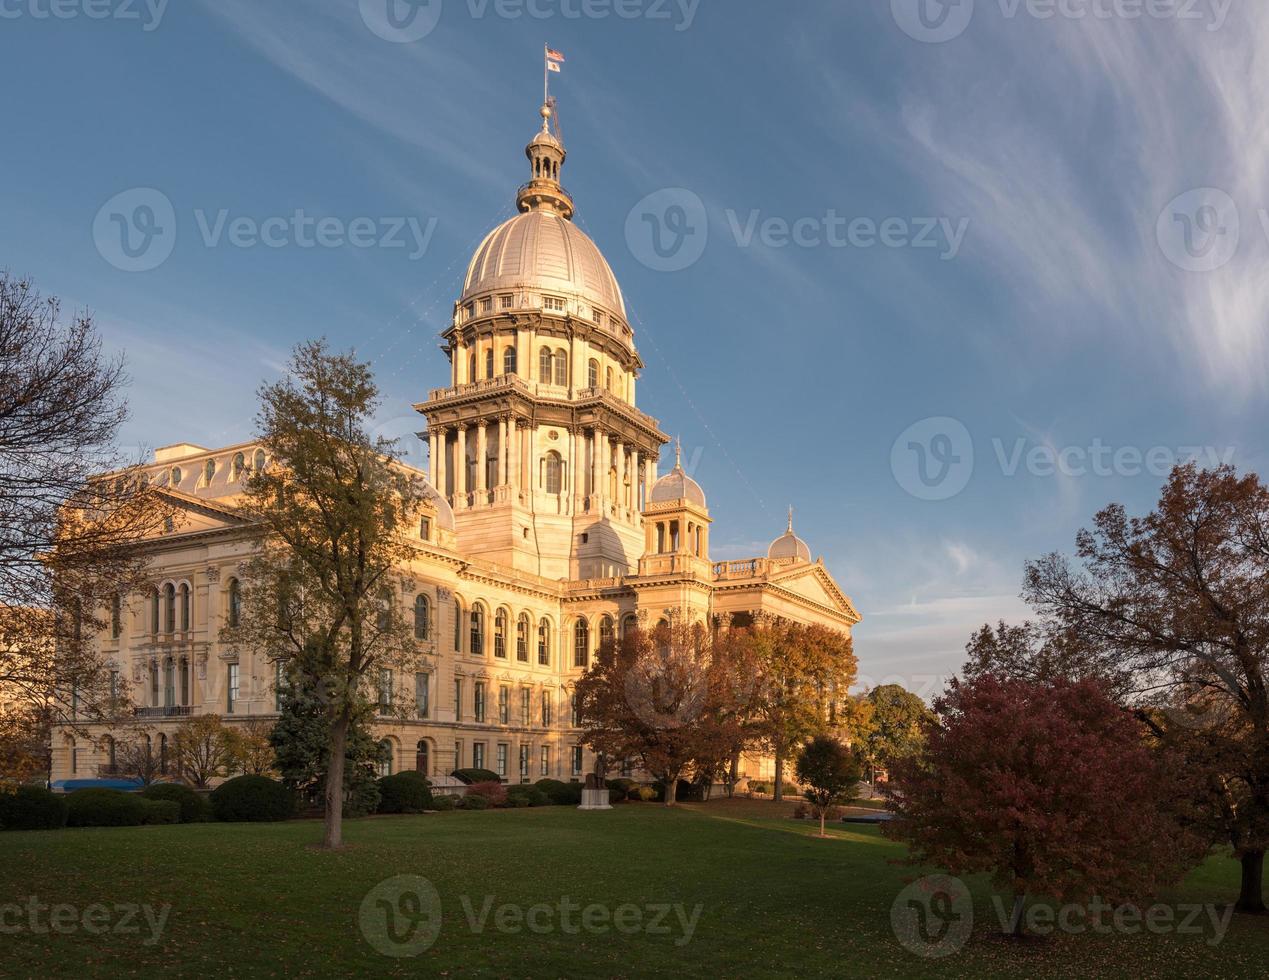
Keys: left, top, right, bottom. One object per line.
{"left": 223, "top": 340, "right": 426, "bottom": 848}
{"left": 862, "top": 684, "right": 933, "bottom": 782}
{"left": 795, "top": 734, "right": 862, "bottom": 837}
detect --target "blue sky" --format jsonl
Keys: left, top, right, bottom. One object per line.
{"left": 4, "top": 0, "right": 1267, "bottom": 695}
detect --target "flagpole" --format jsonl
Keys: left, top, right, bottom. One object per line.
{"left": 543, "top": 42, "right": 549, "bottom": 108}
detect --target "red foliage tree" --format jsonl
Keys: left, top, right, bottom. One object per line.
{"left": 884, "top": 675, "right": 1207, "bottom": 935}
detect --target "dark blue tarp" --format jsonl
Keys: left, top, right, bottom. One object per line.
{"left": 51, "top": 778, "right": 143, "bottom": 793}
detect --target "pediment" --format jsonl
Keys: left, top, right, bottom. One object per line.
{"left": 768, "top": 562, "right": 861, "bottom": 624}
{"left": 155, "top": 488, "right": 253, "bottom": 537}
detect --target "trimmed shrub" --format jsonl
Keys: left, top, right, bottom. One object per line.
{"left": 634, "top": 786, "right": 656, "bottom": 803}
{"left": 0, "top": 787, "right": 69, "bottom": 831}
{"left": 66, "top": 788, "right": 147, "bottom": 827}
{"left": 141, "top": 783, "right": 208, "bottom": 824}
{"left": 457, "top": 793, "right": 489, "bottom": 810}
{"left": 431, "top": 794, "right": 458, "bottom": 811}
{"left": 465, "top": 781, "right": 507, "bottom": 806}
{"left": 507, "top": 793, "right": 532, "bottom": 808}
{"left": 210, "top": 775, "right": 294, "bottom": 823}
{"left": 451, "top": 768, "right": 501, "bottom": 785}
{"left": 140, "top": 799, "right": 181, "bottom": 825}
{"left": 377, "top": 773, "right": 433, "bottom": 814}
{"left": 533, "top": 778, "right": 582, "bottom": 806}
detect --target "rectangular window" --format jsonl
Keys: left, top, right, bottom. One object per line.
{"left": 480, "top": 297, "right": 493, "bottom": 314}
{"left": 543, "top": 295, "right": 566, "bottom": 312}
{"left": 275, "top": 662, "right": 284, "bottom": 712}
{"left": 227, "top": 663, "right": 239, "bottom": 714}
{"left": 540, "top": 745, "right": 550, "bottom": 777}
{"left": 571, "top": 693, "right": 582, "bottom": 728}
{"left": 110, "top": 596, "right": 121, "bottom": 639}
{"left": 571, "top": 745, "right": 583, "bottom": 777}
{"left": 498, "top": 686, "right": 509, "bottom": 724}
{"left": 521, "top": 688, "right": 531, "bottom": 726}
{"left": 541, "top": 692, "right": 552, "bottom": 727}
{"left": 109, "top": 670, "right": 120, "bottom": 708}
{"left": 474, "top": 682, "right": 486, "bottom": 723}
{"left": 379, "top": 668, "right": 393, "bottom": 713}
{"left": 454, "top": 679, "right": 463, "bottom": 722}
{"left": 416, "top": 673, "right": 430, "bottom": 719}
{"left": 454, "top": 739, "right": 464, "bottom": 769}
{"left": 519, "top": 744, "right": 530, "bottom": 781}
{"left": 419, "top": 516, "right": 431, "bottom": 541}
{"left": 500, "top": 294, "right": 514, "bottom": 309}
{"left": 496, "top": 743, "right": 508, "bottom": 778}
{"left": 71, "top": 747, "right": 79, "bottom": 774}
{"left": 473, "top": 742, "right": 485, "bottom": 770}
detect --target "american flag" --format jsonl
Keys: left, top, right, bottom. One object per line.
{"left": 546, "top": 47, "right": 565, "bottom": 63}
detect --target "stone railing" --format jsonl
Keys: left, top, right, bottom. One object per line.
{"left": 134, "top": 705, "right": 194, "bottom": 719}
{"left": 712, "top": 559, "right": 767, "bottom": 580}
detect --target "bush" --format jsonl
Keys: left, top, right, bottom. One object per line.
{"left": 634, "top": 786, "right": 656, "bottom": 803}
{"left": 457, "top": 793, "right": 489, "bottom": 810}
{"left": 466, "top": 780, "right": 507, "bottom": 806}
{"left": 451, "top": 768, "right": 501, "bottom": 785}
{"left": 141, "top": 783, "right": 208, "bottom": 823}
{"left": 210, "top": 775, "right": 294, "bottom": 823}
{"left": 431, "top": 794, "right": 458, "bottom": 811}
{"left": 66, "top": 788, "right": 147, "bottom": 827}
{"left": 140, "top": 799, "right": 181, "bottom": 825}
{"left": 606, "top": 777, "right": 637, "bottom": 795}
{"left": 747, "top": 781, "right": 769, "bottom": 795}
{"left": 0, "top": 787, "right": 69, "bottom": 831}
{"left": 377, "top": 773, "right": 433, "bottom": 814}
{"left": 344, "top": 777, "right": 381, "bottom": 819}
{"left": 507, "top": 793, "right": 532, "bottom": 808}
{"left": 534, "top": 778, "right": 582, "bottom": 806}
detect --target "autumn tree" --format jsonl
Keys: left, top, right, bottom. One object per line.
{"left": 859, "top": 684, "right": 932, "bottom": 784}
{"left": 1023, "top": 464, "right": 1269, "bottom": 913}
{"left": 576, "top": 620, "right": 742, "bottom": 806}
{"left": 171, "top": 714, "right": 236, "bottom": 788}
{"left": 795, "top": 734, "right": 862, "bottom": 837}
{"left": 885, "top": 675, "right": 1207, "bottom": 935}
{"left": 223, "top": 340, "right": 425, "bottom": 847}
{"left": 0, "top": 273, "right": 170, "bottom": 752}
{"left": 745, "top": 621, "right": 857, "bottom": 801}
{"left": 229, "top": 718, "right": 277, "bottom": 776}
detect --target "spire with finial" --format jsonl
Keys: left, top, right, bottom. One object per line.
{"left": 787, "top": 505, "right": 794, "bottom": 533}
{"left": 674, "top": 436, "right": 683, "bottom": 469}
{"left": 517, "top": 98, "right": 574, "bottom": 219}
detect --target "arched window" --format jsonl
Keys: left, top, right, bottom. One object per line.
{"left": 232, "top": 452, "right": 245, "bottom": 480}
{"left": 606, "top": 367, "right": 613, "bottom": 391}
{"left": 163, "top": 657, "right": 175, "bottom": 707}
{"left": 574, "top": 619, "right": 589, "bottom": 669}
{"left": 203, "top": 458, "right": 216, "bottom": 485}
{"left": 544, "top": 451, "right": 563, "bottom": 495}
{"left": 621, "top": 614, "right": 637, "bottom": 640}
{"left": 378, "top": 740, "right": 393, "bottom": 778}
{"left": 163, "top": 584, "right": 176, "bottom": 634}
{"left": 170, "top": 466, "right": 182, "bottom": 487}
{"left": 517, "top": 614, "right": 529, "bottom": 662}
{"left": 454, "top": 600, "right": 463, "bottom": 651}
{"left": 470, "top": 604, "right": 485, "bottom": 656}
{"left": 503, "top": 346, "right": 517, "bottom": 376}
{"left": 494, "top": 609, "right": 508, "bottom": 659}
{"left": 415, "top": 739, "right": 430, "bottom": 775}
{"left": 413, "top": 594, "right": 430, "bottom": 640}
{"left": 539, "top": 347, "right": 553, "bottom": 382}
{"left": 179, "top": 584, "right": 190, "bottom": 631}
{"left": 253, "top": 449, "right": 266, "bottom": 472}
{"left": 151, "top": 587, "right": 160, "bottom": 635}
{"left": 468, "top": 352, "right": 476, "bottom": 382}
{"left": 159, "top": 733, "right": 168, "bottom": 774}
{"left": 104, "top": 735, "right": 116, "bottom": 771}
{"left": 588, "top": 358, "right": 599, "bottom": 388}
{"left": 149, "top": 660, "right": 159, "bottom": 705}
{"left": 553, "top": 350, "right": 568, "bottom": 387}
{"left": 227, "top": 579, "right": 242, "bottom": 628}
{"left": 485, "top": 348, "right": 494, "bottom": 380}
{"left": 538, "top": 618, "right": 551, "bottom": 666}
{"left": 179, "top": 657, "right": 189, "bottom": 705}
{"left": 599, "top": 616, "right": 614, "bottom": 651}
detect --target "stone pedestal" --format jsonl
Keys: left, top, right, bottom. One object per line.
{"left": 578, "top": 787, "right": 612, "bottom": 810}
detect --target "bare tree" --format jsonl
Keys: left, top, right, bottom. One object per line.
{"left": 0, "top": 273, "right": 171, "bottom": 748}
{"left": 172, "top": 714, "right": 236, "bottom": 788}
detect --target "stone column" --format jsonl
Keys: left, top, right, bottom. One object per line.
{"left": 508, "top": 416, "right": 519, "bottom": 499}
{"left": 615, "top": 439, "right": 626, "bottom": 515}
{"left": 591, "top": 427, "right": 604, "bottom": 509}
{"left": 455, "top": 425, "right": 467, "bottom": 504}
{"left": 428, "top": 430, "right": 438, "bottom": 485}
{"left": 475, "top": 422, "right": 488, "bottom": 497}
{"left": 497, "top": 417, "right": 508, "bottom": 488}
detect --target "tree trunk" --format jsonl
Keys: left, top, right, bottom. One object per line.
{"left": 663, "top": 776, "right": 678, "bottom": 807}
{"left": 1006, "top": 893, "right": 1027, "bottom": 936}
{"left": 819, "top": 809, "right": 826, "bottom": 837}
{"left": 1237, "top": 850, "right": 1266, "bottom": 914}
{"left": 322, "top": 712, "right": 349, "bottom": 849}
{"left": 773, "top": 739, "right": 784, "bottom": 802}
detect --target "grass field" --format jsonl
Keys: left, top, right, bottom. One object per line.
{"left": 1, "top": 798, "right": 1266, "bottom": 978}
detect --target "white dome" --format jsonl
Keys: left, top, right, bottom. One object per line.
{"left": 650, "top": 464, "right": 706, "bottom": 508}
{"left": 768, "top": 510, "right": 811, "bottom": 562}
{"left": 461, "top": 210, "right": 626, "bottom": 318}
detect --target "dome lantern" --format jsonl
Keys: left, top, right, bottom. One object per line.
{"left": 517, "top": 102, "right": 574, "bottom": 219}
{"left": 768, "top": 507, "right": 812, "bottom": 563}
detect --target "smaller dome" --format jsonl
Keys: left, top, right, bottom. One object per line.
{"left": 649, "top": 442, "right": 706, "bottom": 508}
{"left": 768, "top": 508, "right": 811, "bottom": 562}
{"left": 422, "top": 480, "right": 456, "bottom": 532}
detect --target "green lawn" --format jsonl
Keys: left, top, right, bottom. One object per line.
{"left": 1, "top": 800, "right": 1266, "bottom": 978}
